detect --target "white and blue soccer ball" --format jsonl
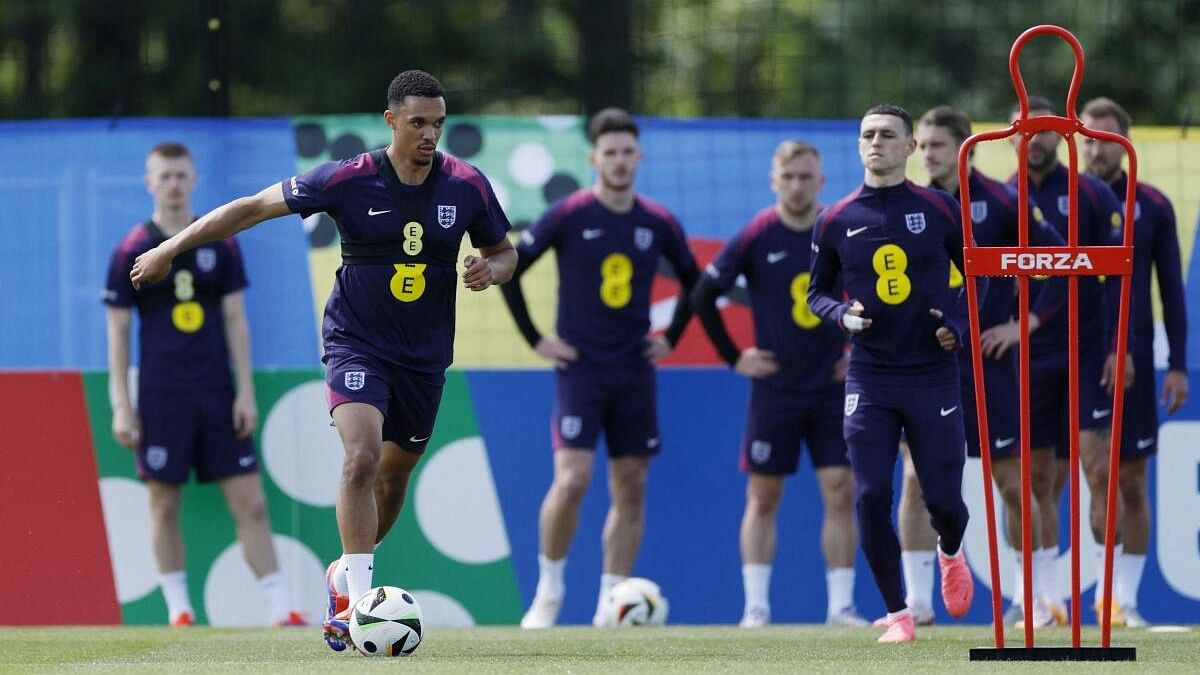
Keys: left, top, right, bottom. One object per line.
{"left": 349, "top": 586, "right": 423, "bottom": 657}
{"left": 604, "top": 577, "right": 669, "bottom": 626}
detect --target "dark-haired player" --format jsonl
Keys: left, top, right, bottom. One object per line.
{"left": 692, "top": 140, "right": 864, "bottom": 628}
{"left": 502, "top": 107, "right": 700, "bottom": 628}
{"left": 807, "top": 104, "right": 978, "bottom": 643}
{"left": 1083, "top": 96, "right": 1187, "bottom": 627}
{"left": 105, "top": 142, "right": 305, "bottom": 628}
{"left": 1008, "top": 95, "right": 1127, "bottom": 626}
{"left": 130, "top": 70, "right": 517, "bottom": 650}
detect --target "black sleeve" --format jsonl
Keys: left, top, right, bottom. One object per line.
{"left": 690, "top": 277, "right": 741, "bottom": 367}
{"left": 663, "top": 263, "right": 700, "bottom": 348}
{"left": 500, "top": 252, "right": 542, "bottom": 349}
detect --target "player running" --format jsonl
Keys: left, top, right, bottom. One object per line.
{"left": 503, "top": 108, "right": 700, "bottom": 628}
{"left": 807, "top": 104, "right": 978, "bottom": 643}
{"left": 129, "top": 70, "right": 517, "bottom": 650}
{"left": 888, "top": 106, "right": 1068, "bottom": 628}
{"left": 692, "top": 140, "right": 864, "bottom": 628}
{"left": 1082, "top": 96, "right": 1188, "bottom": 627}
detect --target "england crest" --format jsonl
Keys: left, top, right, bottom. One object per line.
{"left": 634, "top": 227, "right": 654, "bottom": 251}
{"left": 1121, "top": 200, "right": 1142, "bottom": 222}
{"left": 345, "top": 371, "right": 366, "bottom": 391}
{"left": 146, "top": 445, "right": 169, "bottom": 471}
{"left": 1057, "top": 195, "right": 1070, "bottom": 215}
{"left": 750, "top": 440, "right": 772, "bottom": 464}
{"left": 560, "top": 415, "right": 582, "bottom": 440}
{"left": 904, "top": 212, "right": 926, "bottom": 234}
{"left": 970, "top": 200, "right": 988, "bottom": 224}
{"left": 437, "top": 204, "right": 457, "bottom": 228}
{"left": 196, "top": 247, "right": 217, "bottom": 273}
{"left": 844, "top": 393, "right": 860, "bottom": 416}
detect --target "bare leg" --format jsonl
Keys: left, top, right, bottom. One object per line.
{"left": 991, "top": 456, "right": 1042, "bottom": 552}
{"left": 1033, "top": 448, "right": 1060, "bottom": 550}
{"left": 1117, "top": 458, "right": 1148, "bottom": 555}
{"left": 816, "top": 466, "right": 857, "bottom": 568}
{"left": 147, "top": 480, "right": 185, "bottom": 572}
{"left": 332, "top": 403, "right": 385, "bottom": 554}
{"left": 218, "top": 472, "right": 278, "bottom": 577}
{"left": 373, "top": 442, "right": 421, "bottom": 543}
{"left": 539, "top": 449, "right": 594, "bottom": 560}
{"left": 740, "top": 474, "right": 784, "bottom": 565}
{"left": 602, "top": 455, "right": 650, "bottom": 575}
{"left": 1079, "top": 429, "right": 1118, "bottom": 545}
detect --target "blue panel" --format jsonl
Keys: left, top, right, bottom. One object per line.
{"left": 638, "top": 117, "right": 863, "bottom": 239}
{"left": 0, "top": 118, "right": 317, "bottom": 368}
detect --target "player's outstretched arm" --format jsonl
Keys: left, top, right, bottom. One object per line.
{"left": 130, "top": 184, "right": 291, "bottom": 289}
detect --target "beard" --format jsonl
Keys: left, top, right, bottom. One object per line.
{"left": 600, "top": 171, "right": 633, "bottom": 192}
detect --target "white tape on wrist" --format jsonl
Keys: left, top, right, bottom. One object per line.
{"left": 843, "top": 312, "right": 866, "bottom": 331}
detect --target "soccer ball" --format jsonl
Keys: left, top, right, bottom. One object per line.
{"left": 348, "top": 586, "right": 423, "bottom": 657}
{"left": 604, "top": 577, "right": 669, "bottom": 626}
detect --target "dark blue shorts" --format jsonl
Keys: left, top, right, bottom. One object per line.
{"left": 1118, "top": 351, "right": 1158, "bottom": 459}
{"left": 1027, "top": 348, "right": 1112, "bottom": 455}
{"left": 740, "top": 382, "right": 847, "bottom": 475}
{"left": 552, "top": 361, "right": 659, "bottom": 457}
{"left": 324, "top": 350, "right": 445, "bottom": 452}
{"left": 843, "top": 372, "right": 965, "bottom": 503}
{"left": 960, "top": 351, "right": 1021, "bottom": 459}
{"left": 137, "top": 387, "right": 257, "bottom": 484}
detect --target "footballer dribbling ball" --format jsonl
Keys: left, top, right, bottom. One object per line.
{"left": 349, "top": 586, "right": 423, "bottom": 657}
{"left": 605, "top": 577, "right": 669, "bottom": 626}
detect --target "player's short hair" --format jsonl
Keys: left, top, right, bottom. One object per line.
{"left": 772, "top": 139, "right": 821, "bottom": 167}
{"left": 147, "top": 142, "right": 192, "bottom": 161}
{"left": 587, "top": 107, "right": 639, "bottom": 144}
{"left": 1013, "top": 95, "right": 1057, "bottom": 117}
{"left": 1081, "top": 96, "right": 1132, "bottom": 135}
{"left": 863, "top": 103, "right": 913, "bottom": 136}
{"left": 387, "top": 70, "right": 445, "bottom": 108}
{"left": 918, "top": 106, "right": 972, "bottom": 145}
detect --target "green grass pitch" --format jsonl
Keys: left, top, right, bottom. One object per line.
{"left": 2, "top": 625, "right": 1196, "bottom": 673}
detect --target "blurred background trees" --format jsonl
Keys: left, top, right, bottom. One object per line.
{"left": 2, "top": 0, "right": 1197, "bottom": 125}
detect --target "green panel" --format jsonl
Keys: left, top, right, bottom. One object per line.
{"left": 83, "top": 369, "right": 521, "bottom": 625}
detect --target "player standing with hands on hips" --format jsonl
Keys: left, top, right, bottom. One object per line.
{"left": 130, "top": 70, "right": 516, "bottom": 651}
{"left": 807, "top": 104, "right": 979, "bottom": 643}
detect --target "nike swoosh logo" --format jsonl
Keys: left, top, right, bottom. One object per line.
{"left": 367, "top": 207, "right": 391, "bottom": 216}
{"left": 582, "top": 228, "right": 604, "bottom": 240}
{"left": 409, "top": 434, "right": 431, "bottom": 443}
{"left": 847, "top": 227, "right": 869, "bottom": 237}
{"left": 940, "top": 406, "right": 958, "bottom": 417}
{"left": 1091, "top": 408, "right": 1112, "bottom": 420}
{"left": 1136, "top": 437, "right": 1154, "bottom": 449}
{"left": 766, "top": 251, "right": 788, "bottom": 264}
{"left": 995, "top": 437, "right": 1016, "bottom": 449}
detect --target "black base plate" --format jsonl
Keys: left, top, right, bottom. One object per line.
{"left": 970, "top": 646, "right": 1136, "bottom": 661}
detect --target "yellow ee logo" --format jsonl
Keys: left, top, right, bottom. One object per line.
{"left": 389, "top": 263, "right": 427, "bottom": 302}
{"left": 872, "top": 244, "right": 911, "bottom": 305}
{"left": 403, "top": 221, "right": 424, "bottom": 256}
{"left": 172, "top": 302, "right": 204, "bottom": 333}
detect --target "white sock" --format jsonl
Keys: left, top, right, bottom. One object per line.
{"left": 742, "top": 563, "right": 772, "bottom": 612}
{"left": 1011, "top": 551, "right": 1025, "bottom": 605}
{"left": 343, "top": 553, "right": 375, "bottom": 607}
{"left": 535, "top": 554, "right": 566, "bottom": 600}
{"left": 826, "top": 567, "right": 855, "bottom": 615}
{"left": 159, "top": 570, "right": 192, "bottom": 620}
{"left": 1037, "top": 548, "right": 1062, "bottom": 605}
{"left": 258, "top": 572, "right": 292, "bottom": 624}
{"left": 901, "top": 550, "right": 935, "bottom": 611}
{"left": 596, "top": 573, "right": 627, "bottom": 616}
{"left": 332, "top": 558, "right": 350, "bottom": 596}
{"left": 1094, "top": 544, "right": 1123, "bottom": 605}
{"left": 1115, "top": 552, "right": 1145, "bottom": 608}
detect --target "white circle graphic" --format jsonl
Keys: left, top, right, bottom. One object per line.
{"left": 491, "top": 179, "right": 510, "bottom": 212}
{"left": 261, "top": 380, "right": 343, "bottom": 507}
{"left": 98, "top": 477, "right": 157, "bottom": 603}
{"left": 203, "top": 535, "right": 326, "bottom": 627}
{"left": 410, "top": 589, "right": 475, "bottom": 627}
{"left": 507, "top": 142, "right": 555, "bottom": 187}
{"left": 414, "top": 436, "right": 510, "bottom": 564}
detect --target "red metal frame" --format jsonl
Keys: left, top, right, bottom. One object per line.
{"left": 958, "top": 25, "right": 1136, "bottom": 650}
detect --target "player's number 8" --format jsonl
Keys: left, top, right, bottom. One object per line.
{"left": 171, "top": 269, "right": 204, "bottom": 333}
{"left": 872, "top": 244, "right": 911, "bottom": 305}
{"left": 599, "top": 253, "right": 633, "bottom": 309}
{"left": 390, "top": 263, "right": 427, "bottom": 302}
{"left": 790, "top": 273, "right": 821, "bottom": 329}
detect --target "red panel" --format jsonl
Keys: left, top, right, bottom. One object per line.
{"left": 0, "top": 371, "right": 120, "bottom": 624}
{"left": 652, "top": 238, "right": 755, "bottom": 366}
